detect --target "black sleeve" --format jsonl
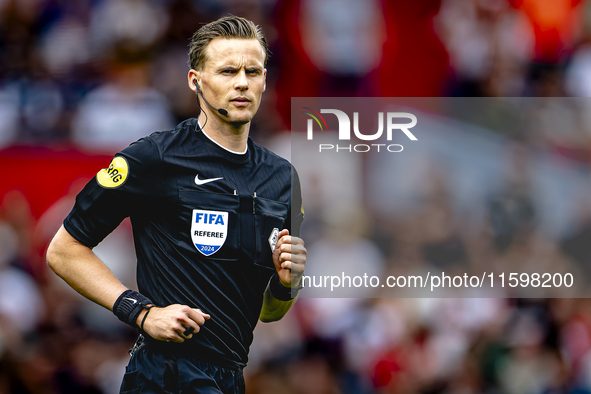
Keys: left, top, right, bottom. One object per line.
{"left": 288, "top": 165, "right": 304, "bottom": 238}
{"left": 63, "top": 137, "right": 162, "bottom": 248}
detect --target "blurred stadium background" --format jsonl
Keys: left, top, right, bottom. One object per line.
{"left": 2, "top": 0, "right": 591, "bottom": 393}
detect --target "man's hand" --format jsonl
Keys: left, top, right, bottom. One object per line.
{"left": 137, "top": 304, "right": 210, "bottom": 343}
{"left": 272, "top": 229, "right": 307, "bottom": 287}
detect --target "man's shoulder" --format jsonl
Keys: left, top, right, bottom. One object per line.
{"left": 145, "top": 118, "right": 195, "bottom": 146}
{"left": 121, "top": 118, "right": 196, "bottom": 159}
{"left": 250, "top": 139, "right": 292, "bottom": 170}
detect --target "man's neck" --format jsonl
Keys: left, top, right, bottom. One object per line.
{"left": 198, "top": 113, "right": 249, "bottom": 153}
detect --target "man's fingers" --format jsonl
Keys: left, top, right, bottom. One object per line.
{"left": 144, "top": 305, "right": 212, "bottom": 343}
{"left": 280, "top": 259, "right": 304, "bottom": 270}
{"left": 178, "top": 318, "right": 199, "bottom": 336}
{"left": 283, "top": 252, "right": 306, "bottom": 264}
{"left": 178, "top": 308, "right": 210, "bottom": 338}
{"left": 274, "top": 230, "right": 290, "bottom": 249}
{"left": 196, "top": 309, "right": 211, "bottom": 320}
{"left": 164, "top": 326, "right": 186, "bottom": 343}
{"left": 188, "top": 308, "right": 210, "bottom": 325}
{"left": 274, "top": 232, "right": 307, "bottom": 290}
{"left": 276, "top": 234, "right": 305, "bottom": 250}
{"left": 170, "top": 333, "right": 185, "bottom": 343}
{"left": 282, "top": 260, "right": 305, "bottom": 273}
{"left": 179, "top": 324, "right": 195, "bottom": 340}
{"left": 280, "top": 252, "right": 292, "bottom": 263}
{"left": 279, "top": 242, "right": 305, "bottom": 254}
{"left": 279, "top": 243, "right": 292, "bottom": 253}
{"left": 278, "top": 238, "right": 307, "bottom": 274}
{"left": 279, "top": 246, "right": 306, "bottom": 264}
{"left": 276, "top": 236, "right": 290, "bottom": 249}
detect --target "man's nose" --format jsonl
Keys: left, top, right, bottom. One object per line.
{"left": 234, "top": 70, "right": 249, "bottom": 90}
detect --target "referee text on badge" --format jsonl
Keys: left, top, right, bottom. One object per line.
{"left": 191, "top": 210, "right": 228, "bottom": 256}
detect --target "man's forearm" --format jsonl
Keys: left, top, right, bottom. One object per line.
{"left": 259, "top": 283, "right": 297, "bottom": 322}
{"left": 48, "top": 226, "right": 212, "bottom": 339}
{"left": 46, "top": 225, "right": 127, "bottom": 311}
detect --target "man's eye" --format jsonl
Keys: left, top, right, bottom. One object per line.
{"left": 222, "top": 69, "right": 236, "bottom": 74}
{"left": 246, "top": 69, "right": 261, "bottom": 75}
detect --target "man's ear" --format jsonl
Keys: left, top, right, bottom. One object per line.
{"left": 188, "top": 69, "right": 201, "bottom": 92}
{"left": 263, "top": 68, "right": 267, "bottom": 92}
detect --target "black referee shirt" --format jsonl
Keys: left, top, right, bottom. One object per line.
{"left": 64, "top": 118, "right": 304, "bottom": 366}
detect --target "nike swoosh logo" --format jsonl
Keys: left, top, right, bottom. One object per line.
{"left": 195, "top": 174, "right": 223, "bottom": 186}
{"left": 124, "top": 297, "right": 137, "bottom": 304}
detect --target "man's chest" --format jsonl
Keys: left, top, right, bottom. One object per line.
{"left": 153, "top": 159, "right": 290, "bottom": 267}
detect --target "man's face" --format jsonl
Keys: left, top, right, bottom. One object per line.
{"left": 197, "top": 38, "right": 266, "bottom": 125}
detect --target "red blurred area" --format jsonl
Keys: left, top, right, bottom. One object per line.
{"left": 0, "top": 146, "right": 112, "bottom": 220}
{"left": 377, "top": 0, "right": 449, "bottom": 97}
{"left": 510, "top": 0, "right": 584, "bottom": 63}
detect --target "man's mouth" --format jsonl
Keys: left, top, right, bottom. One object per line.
{"left": 230, "top": 97, "right": 251, "bottom": 107}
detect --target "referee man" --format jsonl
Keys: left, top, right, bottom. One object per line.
{"left": 47, "top": 16, "right": 306, "bottom": 393}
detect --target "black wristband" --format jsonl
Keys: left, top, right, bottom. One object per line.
{"left": 269, "top": 273, "right": 302, "bottom": 301}
{"left": 113, "top": 290, "right": 153, "bottom": 328}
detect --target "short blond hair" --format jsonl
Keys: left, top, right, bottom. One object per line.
{"left": 188, "top": 16, "right": 269, "bottom": 71}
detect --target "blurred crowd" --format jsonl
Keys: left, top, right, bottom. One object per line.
{"left": 288, "top": 108, "right": 591, "bottom": 393}
{"left": 4, "top": 0, "right": 591, "bottom": 151}
{"left": 3, "top": 0, "right": 591, "bottom": 393}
